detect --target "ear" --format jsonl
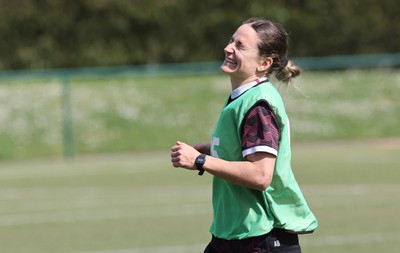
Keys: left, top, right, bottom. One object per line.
{"left": 257, "top": 57, "right": 273, "bottom": 73}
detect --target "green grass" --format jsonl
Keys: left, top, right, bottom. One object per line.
{"left": 0, "top": 69, "right": 399, "bottom": 251}
{"left": 0, "top": 139, "right": 399, "bottom": 252}
{"left": 285, "top": 69, "right": 400, "bottom": 140}
{"left": 0, "top": 69, "right": 399, "bottom": 160}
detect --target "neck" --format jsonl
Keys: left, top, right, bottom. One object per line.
{"left": 230, "top": 74, "right": 267, "bottom": 90}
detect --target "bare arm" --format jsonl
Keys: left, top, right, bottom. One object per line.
{"left": 204, "top": 152, "right": 275, "bottom": 191}
{"left": 192, "top": 142, "right": 211, "bottom": 155}
{"left": 170, "top": 141, "right": 275, "bottom": 191}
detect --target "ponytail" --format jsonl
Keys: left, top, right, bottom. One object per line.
{"left": 274, "top": 60, "right": 301, "bottom": 85}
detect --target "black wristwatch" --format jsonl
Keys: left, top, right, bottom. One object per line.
{"left": 195, "top": 154, "right": 206, "bottom": 176}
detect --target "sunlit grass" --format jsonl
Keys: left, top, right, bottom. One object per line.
{"left": 0, "top": 69, "right": 399, "bottom": 160}
{"left": 0, "top": 140, "right": 399, "bottom": 252}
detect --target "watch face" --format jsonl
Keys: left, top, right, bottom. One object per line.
{"left": 196, "top": 154, "right": 206, "bottom": 175}
{"left": 196, "top": 154, "right": 206, "bottom": 165}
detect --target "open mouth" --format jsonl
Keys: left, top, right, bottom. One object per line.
{"left": 225, "top": 58, "right": 236, "bottom": 65}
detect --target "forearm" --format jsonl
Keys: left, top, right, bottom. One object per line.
{"left": 171, "top": 141, "right": 274, "bottom": 191}
{"left": 193, "top": 142, "right": 211, "bottom": 155}
{"left": 203, "top": 154, "right": 274, "bottom": 191}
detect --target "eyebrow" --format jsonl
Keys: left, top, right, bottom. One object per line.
{"left": 230, "top": 36, "right": 244, "bottom": 48}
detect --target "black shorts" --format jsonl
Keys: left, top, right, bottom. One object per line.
{"left": 203, "top": 228, "right": 302, "bottom": 253}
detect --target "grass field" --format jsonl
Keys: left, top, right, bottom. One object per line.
{"left": 0, "top": 138, "right": 399, "bottom": 253}
{"left": 0, "top": 68, "right": 399, "bottom": 252}
{"left": 0, "top": 69, "right": 399, "bottom": 160}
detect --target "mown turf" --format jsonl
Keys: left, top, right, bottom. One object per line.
{"left": 0, "top": 139, "right": 399, "bottom": 252}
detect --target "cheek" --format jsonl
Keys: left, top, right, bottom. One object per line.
{"left": 241, "top": 53, "right": 259, "bottom": 66}
{"left": 241, "top": 60, "right": 259, "bottom": 71}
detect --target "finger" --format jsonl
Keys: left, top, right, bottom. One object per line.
{"left": 170, "top": 150, "right": 181, "bottom": 158}
{"left": 171, "top": 159, "right": 181, "bottom": 167}
{"left": 177, "top": 140, "right": 186, "bottom": 146}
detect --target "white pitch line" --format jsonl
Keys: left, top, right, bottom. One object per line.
{"left": 71, "top": 232, "right": 400, "bottom": 253}
{"left": 0, "top": 204, "right": 211, "bottom": 227}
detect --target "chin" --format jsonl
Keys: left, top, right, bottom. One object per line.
{"left": 220, "top": 64, "right": 236, "bottom": 74}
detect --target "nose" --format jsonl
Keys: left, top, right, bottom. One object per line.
{"left": 224, "top": 42, "right": 234, "bottom": 55}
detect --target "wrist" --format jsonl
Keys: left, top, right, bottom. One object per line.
{"left": 195, "top": 154, "right": 207, "bottom": 176}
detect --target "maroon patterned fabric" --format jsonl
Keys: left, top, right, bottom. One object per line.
{"left": 241, "top": 101, "right": 280, "bottom": 154}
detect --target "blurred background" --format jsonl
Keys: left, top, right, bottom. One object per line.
{"left": 0, "top": 0, "right": 399, "bottom": 69}
{"left": 0, "top": 1, "right": 399, "bottom": 253}
{"left": 0, "top": 0, "right": 399, "bottom": 160}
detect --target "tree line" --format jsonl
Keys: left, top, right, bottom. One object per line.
{"left": 0, "top": 0, "right": 398, "bottom": 70}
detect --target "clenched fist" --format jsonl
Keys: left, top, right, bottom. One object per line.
{"left": 170, "top": 141, "right": 200, "bottom": 170}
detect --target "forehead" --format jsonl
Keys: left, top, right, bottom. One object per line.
{"left": 232, "top": 24, "right": 260, "bottom": 47}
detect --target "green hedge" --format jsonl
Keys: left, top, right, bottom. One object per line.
{"left": 0, "top": 0, "right": 398, "bottom": 70}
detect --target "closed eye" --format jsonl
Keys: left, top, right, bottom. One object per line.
{"left": 228, "top": 36, "right": 245, "bottom": 50}
{"left": 235, "top": 41, "right": 244, "bottom": 50}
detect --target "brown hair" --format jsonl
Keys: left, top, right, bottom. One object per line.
{"left": 243, "top": 17, "right": 300, "bottom": 85}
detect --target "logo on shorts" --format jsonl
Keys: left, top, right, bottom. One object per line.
{"left": 273, "top": 240, "right": 281, "bottom": 247}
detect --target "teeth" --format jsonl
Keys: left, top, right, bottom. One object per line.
{"left": 225, "top": 58, "right": 236, "bottom": 64}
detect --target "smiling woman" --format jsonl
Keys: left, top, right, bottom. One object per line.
{"left": 221, "top": 24, "right": 262, "bottom": 88}
{"left": 171, "top": 18, "right": 317, "bottom": 253}
{"left": 221, "top": 18, "right": 300, "bottom": 89}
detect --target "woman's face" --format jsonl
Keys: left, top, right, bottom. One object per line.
{"left": 221, "top": 24, "right": 264, "bottom": 84}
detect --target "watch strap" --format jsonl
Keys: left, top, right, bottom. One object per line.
{"left": 195, "top": 154, "right": 206, "bottom": 176}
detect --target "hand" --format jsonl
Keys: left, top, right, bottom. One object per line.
{"left": 170, "top": 141, "right": 201, "bottom": 170}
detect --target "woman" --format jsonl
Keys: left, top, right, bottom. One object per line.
{"left": 170, "top": 17, "right": 318, "bottom": 253}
